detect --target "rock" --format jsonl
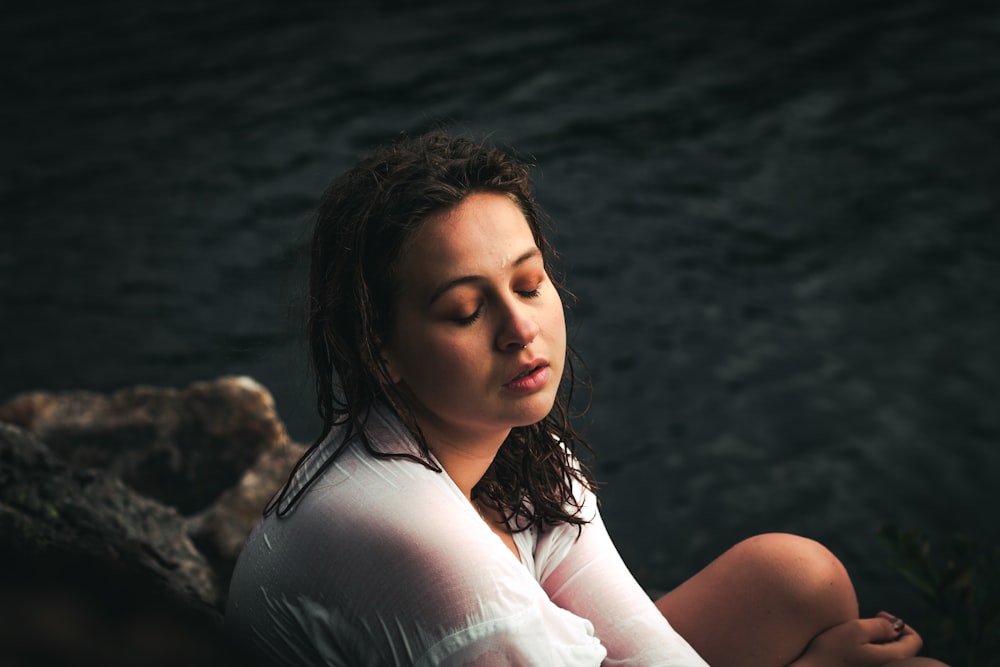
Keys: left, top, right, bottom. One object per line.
{"left": 0, "top": 421, "right": 220, "bottom": 610}
{"left": 0, "top": 421, "right": 236, "bottom": 666}
{"left": 0, "top": 376, "right": 288, "bottom": 515}
{"left": 188, "top": 439, "right": 306, "bottom": 588}
{"left": 0, "top": 376, "right": 307, "bottom": 664}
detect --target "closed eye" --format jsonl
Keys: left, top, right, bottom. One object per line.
{"left": 453, "top": 308, "right": 482, "bottom": 326}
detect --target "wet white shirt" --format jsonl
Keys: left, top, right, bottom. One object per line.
{"left": 226, "top": 404, "right": 708, "bottom": 666}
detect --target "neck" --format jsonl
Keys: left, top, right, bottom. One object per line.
{"left": 392, "top": 390, "right": 511, "bottom": 499}
{"left": 422, "top": 427, "right": 509, "bottom": 500}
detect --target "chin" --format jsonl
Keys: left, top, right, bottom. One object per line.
{"left": 511, "top": 394, "right": 558, "bottom": 427}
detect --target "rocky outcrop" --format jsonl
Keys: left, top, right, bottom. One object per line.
{"left": 0, "top": 422, "right": 220, "bottom": 610}
{"left": 0, "top": 376, "right": 305, "bottom": 667}
{"left": 0, "top": 376, "right": 287, "bottom": 514}
{"left": 188, "top": 439, "right": 306, "bottom": 587}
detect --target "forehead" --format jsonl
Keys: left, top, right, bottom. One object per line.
{"left": 400, "top": 193, "right": 539, "bottom": 277}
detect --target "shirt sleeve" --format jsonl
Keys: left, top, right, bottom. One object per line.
{"left": 226, "top": 445, "right": 611, "bottom": 667}
{"left": 534, "top": 484, "right": 710, "bottom": 667}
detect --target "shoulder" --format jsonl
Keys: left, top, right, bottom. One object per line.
{"left": 529, "top": 476, "right": 601, "bottom": 583}
{"left": 240, "top": 441, "right": 533, "bottom": 601}
{"left": 229, "top": 449, "right": 585, "bottom": 665}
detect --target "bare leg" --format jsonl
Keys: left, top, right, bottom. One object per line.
{"left": 656, "top": 533, "right": 950, "bottom": 667}
{"left": 656, "top": 533, "right": 858, "bottom": 667}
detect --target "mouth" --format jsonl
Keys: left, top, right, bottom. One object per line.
{"left": 503, "top": 361, "right": 551, "bottom": 393}
{"left": 514, "top": 365, "right": 541, "bottom": 379}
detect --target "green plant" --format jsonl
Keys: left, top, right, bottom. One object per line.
{"left": 879, "top": 525, "right": 1000, "bottom": 667}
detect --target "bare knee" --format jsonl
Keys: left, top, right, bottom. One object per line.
{"left": 657, "top": 533, "right": 861, "bottom": 666}
{"left": 730, "top": 533, "right": 858, "bottom": 627}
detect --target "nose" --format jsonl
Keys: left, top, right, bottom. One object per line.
{"left": 495, "top": 297, "right": 540, "bottom": 352}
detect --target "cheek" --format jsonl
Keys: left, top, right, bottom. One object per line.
{"left": 426, "top": 338, "right": 474, "bottom": 371}
{"left": 545, "top": 296, "right": 567, "bottom": 350}
{"left": 398, "top": 332, "right": 484, "bottom": 388}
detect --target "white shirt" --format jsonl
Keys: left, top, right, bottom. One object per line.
{"left": 226, "top": 404, "right": 708, "bottom": 666}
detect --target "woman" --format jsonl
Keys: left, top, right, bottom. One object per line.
{"left": 226, "top": 131, "right": 947, "bottom": 666}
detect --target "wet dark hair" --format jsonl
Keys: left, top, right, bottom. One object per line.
{"left": 267, "top": 130, "right": 595, "bottom": 531}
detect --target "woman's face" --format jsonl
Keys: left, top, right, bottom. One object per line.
{"left": 382, "top": 192, "right": 566, "bottom": 450}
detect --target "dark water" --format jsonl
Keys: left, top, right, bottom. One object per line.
{"left": 3, "top": 0, "right": 999, "bottom": 646}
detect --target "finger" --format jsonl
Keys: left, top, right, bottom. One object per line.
{"left": 857, "top": 616, "right": 905, "bottom": 644}
{"left": 875, "top": 610, "right": 906, "bottom": 633}
{"left": 875, "top": 611, "right": 924, "bottom": 644}
{"left": 865, "top": 630, "right": 923, "bottom": 661}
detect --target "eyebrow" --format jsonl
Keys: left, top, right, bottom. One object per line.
{"left": 427, "top": 247, "right": 542, "bottom": 306}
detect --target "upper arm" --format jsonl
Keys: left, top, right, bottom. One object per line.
{"left": 234, "top": 488, "right": 609, "bottom": 666}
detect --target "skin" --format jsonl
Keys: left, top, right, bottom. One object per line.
{"left": 655, "top": 533, "right": 947, "bottom": 666}
{"left": 381, "top": 192, "right": 566, "bottom": 556}
{"left": 380, "top": 191, "right": 949, "bottom": 667}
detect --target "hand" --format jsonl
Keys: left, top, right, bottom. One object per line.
{"left": 791, "top": 612, "right": 923, "bottom": 667}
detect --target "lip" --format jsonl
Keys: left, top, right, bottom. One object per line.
{"left": 503, "top": 359, "right": 551, "bottom": 393}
